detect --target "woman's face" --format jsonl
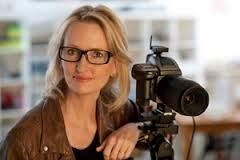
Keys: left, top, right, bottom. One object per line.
{"left": 61, "top": 21, "right": 116, "bottom": 96}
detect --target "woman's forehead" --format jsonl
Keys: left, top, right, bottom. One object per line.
{"left": 64, "top": 21, "right": 109, "bottom": 51}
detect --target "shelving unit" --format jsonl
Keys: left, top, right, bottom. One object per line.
{"left": 0, "top": 16, "right": 31, "bottom": 139}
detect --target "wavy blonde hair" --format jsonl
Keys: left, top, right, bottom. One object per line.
{"left": 43, "top": 5, "right": 132, "bottom": 112}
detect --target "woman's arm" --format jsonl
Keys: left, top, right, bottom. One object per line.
{"left": 96, "top": 99, "right": 143, "bottom": 160}
{"left": 0, "top": 136, "right": 29, "bottom": 160}
{"left": 96, "top": 122, "right": 141, "bottom": 160}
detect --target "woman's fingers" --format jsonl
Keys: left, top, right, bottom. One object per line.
{"left": 99, "top": 135, "right": 131, "bottom": 160}
{"left": 104, "top": 137, "right": 135, "bottom": 159}
{"left": 96, "top": 140, "right": 106, "bottom": 152}
{"left": 123, "top": 143, "right": 135, "bottom": 159}
{"left": 110, "top": 138, "right": 124, "bottom": 159}
{"left": 102, "top": 137, "right": 116, "bottom": 159}
{"left": 117, "top": 139, "right": 130, "bottom": 160}
{"left": 98, "top": 123, "right": 140, "bottom": 160}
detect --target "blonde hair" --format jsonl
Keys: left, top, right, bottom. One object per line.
{"left": 43, "top": 5, "right": 132, "bottom": 112}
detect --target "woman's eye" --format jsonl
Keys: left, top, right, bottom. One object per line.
{"left": 93, "top": 51, "right": 104, "bottom": 58}
{"left": 67, "top": 49, "right": 78, "bottom": 55}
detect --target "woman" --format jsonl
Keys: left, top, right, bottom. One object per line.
{"left": 0, "top": 5, "right": 142, "bottom": 160}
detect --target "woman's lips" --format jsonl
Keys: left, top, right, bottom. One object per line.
{"left": 73, "top": 75, "right": 93, "bottom": 81}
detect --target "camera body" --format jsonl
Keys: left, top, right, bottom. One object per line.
{"left": 132, "top": 46, "right": 209, "bottom": 116}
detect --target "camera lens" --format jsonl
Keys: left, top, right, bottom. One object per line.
{"left": 181, "top": 86, "right": 209, "bottom": 116}
{"left": 184, "top": 93, "right": 195, "bottom": 105}
{"left": 157, "top": 76, "right": 209, "bottom": 116}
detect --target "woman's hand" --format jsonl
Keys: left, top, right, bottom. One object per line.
{"left": 96, "top": 122, "right": 141, "bottom": 160}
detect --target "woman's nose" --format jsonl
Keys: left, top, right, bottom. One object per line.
{"left": 75, "top": 54, "right": 89, "bottom": 70}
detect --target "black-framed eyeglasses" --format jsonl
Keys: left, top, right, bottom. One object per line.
{"left": 59, "top": 46, "right": 113, "bottom": 65}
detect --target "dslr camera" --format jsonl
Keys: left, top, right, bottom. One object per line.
{"left": 131, "top": 37, "right": 209, "bottom": 160}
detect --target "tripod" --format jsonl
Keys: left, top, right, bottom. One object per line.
{"left": 136, "top": 103, "right": 178, "bottom": 160}
{"left": 148, "top": 133, "right": 174, "bottom": 160}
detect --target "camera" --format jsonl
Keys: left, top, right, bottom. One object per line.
{"left": 131, "top": 37, "right": 209, "bottom": 160}
{"left": 132, "top": 42, "right": 209, "bottom": 116}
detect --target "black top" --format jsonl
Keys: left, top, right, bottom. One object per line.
{"left": 72, "top": 132, "right": 104, "bottom": 160}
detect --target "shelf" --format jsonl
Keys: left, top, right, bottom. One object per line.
{"left": 0, "top": 78, "right": 24, "bottom": 87}
{"left": 0, "top": 46, "right": 22, "bottom": 55}
{"left": 0, "top": 20, "right": 23, "bottom": 55}
{"left": 31, "top": 75, "right": 44, "bottom": 81}
{"left": 0, "top": 108, "right": 26, "bottom": 120}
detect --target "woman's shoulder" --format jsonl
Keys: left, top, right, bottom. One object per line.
{"left": 0, "top": 97, "right": 65, "bottom": 158}
{"left": 111, "top": 99, "right": 140, "bottom": 126}
{"left": 1, "top": 97, "right": 61, "bottom": 154}
{"left": 124, "top": 99, "right": 141, "bottom": 117}
{"left": 4, "top": 97, "right": 59, "bottom": 142}
{"left": 6, "top": 99, "right": 46, "bottom": 138}
{"left": 0, "top": 99, "right": 46, "bottom": 156}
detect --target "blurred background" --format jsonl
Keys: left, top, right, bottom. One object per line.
{"left": 1, "top": 0, "right": 240, "bottom": 160}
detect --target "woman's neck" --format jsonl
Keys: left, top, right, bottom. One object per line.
{"left": 61, "top": 90, "right": 99, "bottom": 126}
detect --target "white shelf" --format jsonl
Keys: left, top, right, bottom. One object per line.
{"left": 0, "top": 108, "right": 26, "bottom": 120}
{"left": 0, "top": 78, "right": 24, "bottom": 87}
{"left": 0, "top": 46, "right": 22, "bottom": 55}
